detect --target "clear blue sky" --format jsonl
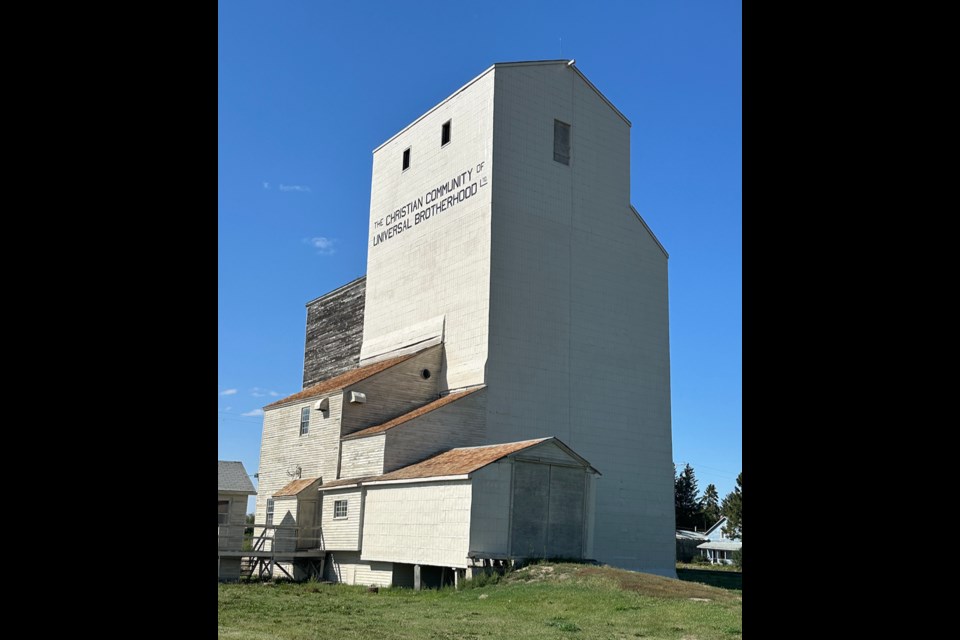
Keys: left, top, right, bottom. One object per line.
{"left": 218, "top": 0, "right": 741, "bottom": 514}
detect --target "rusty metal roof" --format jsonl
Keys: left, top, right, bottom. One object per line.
{"left": 272, "top": 477, "right": 321, "bottom": 497}
{"left": 318, "top": 438, "right": 551, "bottom": 490}
{"left": 341, "top": 387, "right": 484, "bottom": 441}
{"left": 264, "top": 351, "right": 419, "bottom": 410}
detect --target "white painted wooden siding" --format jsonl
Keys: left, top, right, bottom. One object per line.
{"left": 339, "top": 435, "right": 385, "bottom": 478}
{"left": 325, "top": 551, "right": 394, "bottom": 587}
{"left": 255, "top": 394, "right": 343, "bottom": 525}
{"left": 340, "top": 346, "right": 442, "bottom": 436}
{"left": 361, "top": 480, "right": 472, "bottom": 568}
{"left": 382, "top": 388, "right": 487, "bottom": 472}
{"left": 320, "top": 489, "right": 363, "bottom": 550}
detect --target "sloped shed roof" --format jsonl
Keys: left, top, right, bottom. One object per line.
{"left": 341, "top": 387, "right": 484, "bottom": 440}
{"left": 264, "top": 351, "right": 419, "bottom": 410}
{"left": 218, "top": 461, "right": 256, "bottom": 494}
{"left": 272, "top": 477, "right": 322, "bottom": 497}
{"left": 319, "top": 437, "right": 597, "bottom": 490}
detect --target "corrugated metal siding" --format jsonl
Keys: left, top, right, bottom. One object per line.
{"left": 361, "top": 481, "right": 472, "bottom": 568}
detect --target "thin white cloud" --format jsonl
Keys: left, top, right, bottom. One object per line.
{"left": 262, "top": 182, "right": 271, "bottom": 189}
{"left": 223, "top": 406, "right": 232, "bottom": 412}
{"left": 280, "top": 184, "right": 311, "bottom": 192}
{"left": 250, "top": 387, "right": 281, "bottom": 398}
{"left": 304, "top": 236, "right": 336, "bottom": 256}
{"left": 242, "top": 409, "right": 264, "bottom": 417}
{"left": 219, "top": 388, "right": 238, "bottom": 396}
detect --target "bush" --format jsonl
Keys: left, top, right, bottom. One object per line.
{"left": 733, "top": 548, "right": 742, "bottom": 569}
{"left": 691, "top": 555, "right": 711, "bottom": 565}
{"left": 460, "top": 569, "right": 505, "bottom": 589}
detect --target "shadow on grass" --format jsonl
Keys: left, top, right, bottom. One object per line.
{"left": 676, "top": 568, "right": 742, "bottom": 591}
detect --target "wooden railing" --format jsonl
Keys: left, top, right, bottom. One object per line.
{"left": 217, "top": 523, "right": 324, "bottom": 553}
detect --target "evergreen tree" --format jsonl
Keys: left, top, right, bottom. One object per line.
{"left": 699, "top": 483, "right": 721, "bottom": 530}
{"left": 721, "top": 472, "right": 742, "bottom": 540}
{"left": 674, "top": 463, "right": 700, "bottom": 530}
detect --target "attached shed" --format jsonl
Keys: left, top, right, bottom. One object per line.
{"left": 218, "top": 460, "right": 257, "bottom": 581}
{"left": 317, "top": 437, "right": 599, "bottom": 587}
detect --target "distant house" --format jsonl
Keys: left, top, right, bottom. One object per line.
{"left": 218, "top": 461, "right": 257, "bottom": 581}
{"left": 696, "top": 516, "right": 741, "bottom": 565}
{"left": 675, "top": 529, "right": 708, "bottom": 562}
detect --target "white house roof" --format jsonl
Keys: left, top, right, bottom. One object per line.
{"left": 676, "top": 530, "right": 708, "bottom": 541}
{"left": 218, "top": 461, "right": 256, "bottom": 494}
{"left": 703, "top": 516, "right": 729, "bottom": 538}
{"left": 697, "top": 540, "right": 742, "bottom": 552}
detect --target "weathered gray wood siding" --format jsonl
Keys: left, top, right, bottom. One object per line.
{"left": 382, "top": 388, "right": 487, "bottom": 472}
{"left": 218, "top": 492, "right": 250, "bottom": 581}
{"left": 467, "top": 463, "right": 512, "bottom": 556}
{"left": 340, "top": 345, "right": 442, "bottom": 436}
{"left": 324, "top": 551, "right": 395, "bottom": 587}
{"left": 321, "top": 488, "right": 363, "bottom": 551}
{"left": 339, "top": 435, "right": 385, "bottom": 478}
{"left": 302, "top": 277, "right": 366, "bottom": 389}
{"left": 254, "top": 394, "right": 343, "bottom": 525}
{"left": 361, "top": 480, "right": 472, "bottom": 568}
{"left": 218, "top": 493, "right": 249, "bottom": 550}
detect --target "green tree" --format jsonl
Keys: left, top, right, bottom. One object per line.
{"left": 674, "top": 463, "right": 701, "bottom": 530}
{"left": 721, "top": 472, "right": 742, "bottom": 540}
{"left": 699, "top": 483, "right": 721, "bottom": 530}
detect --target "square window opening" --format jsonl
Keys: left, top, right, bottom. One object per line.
{"left": 334, "top": 499, "right": 348, "bottom": 519}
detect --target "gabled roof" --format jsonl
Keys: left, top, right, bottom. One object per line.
{"left": 273, "top": 477, "right": 322, "bottom": 497}
{"left": 341, "top": 387, "right": 484, "bottom": 441}
{"left": 704, "top": 516, "right": 729, "bottom": 538}
{"left": 319, "top": 436, "right": 597, "bottom": 490}
{"left": 218, "top": 461, "right": 256, "bottom": 494}
{"left": 676, "top": 530, "right": 708, "bottom": 541}
{"left": 264, "top": 350, "right": 420, "bottom": 410}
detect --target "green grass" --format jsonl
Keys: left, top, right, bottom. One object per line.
{"left": 218, "top": 562, "right": 741, "bottom": 639}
